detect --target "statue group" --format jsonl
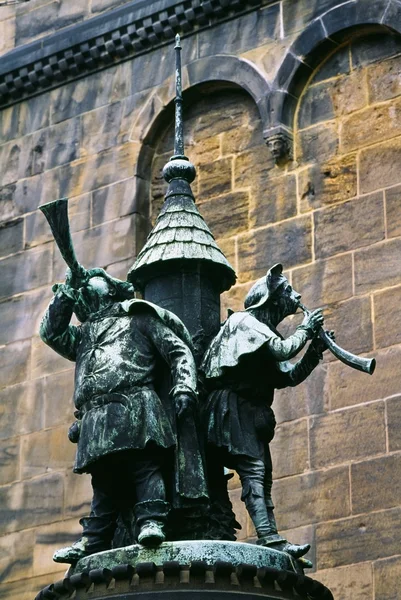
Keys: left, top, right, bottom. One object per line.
{"left": 40, "top": 258, "right": 328, "bottom": 567}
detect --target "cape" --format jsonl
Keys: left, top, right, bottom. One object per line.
{"left": 201, "top": 311, "right": 279, "bottom": 379}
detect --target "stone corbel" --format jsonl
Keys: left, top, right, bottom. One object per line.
{"left": 264, "top": 127, "right": 293, "bottom": 165}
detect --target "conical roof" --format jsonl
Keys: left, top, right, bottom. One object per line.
{"left": 127, "top": 172, "right": 236, "bottom": 292}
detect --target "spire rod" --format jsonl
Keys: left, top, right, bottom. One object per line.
{"left": 174, "top": 34, "right": 184, "bottom": 158}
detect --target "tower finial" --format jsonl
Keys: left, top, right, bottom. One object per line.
{"left": 162, "top": 36, "right": 196, "bottom": 184}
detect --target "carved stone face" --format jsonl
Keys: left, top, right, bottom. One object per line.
{"left": 268, "top": 136, "right": 288, "bottom": 161}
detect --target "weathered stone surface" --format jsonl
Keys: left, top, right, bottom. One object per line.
{"left": 14, "top": 169, "right": 59, "bottom": 214}
{"left": 237, "top": 216, "right": 312, "bottom": 282}
{"left": 314, "top": 193, "right": 385, "bottom": 259}
{"left": 0, "top": 573, "right": 65, "bottom": 600}
{"left": 312, "top": 45, "right": 351, "bottom": 84}
{"left": 354, "top": 237, "right": 401, "bottom": 295}
{"left": 273, "top": 466, "right": 350, "bottom": 530}
{"left": 90, "top": 0, "right": 132, "bottom": 13}
{"left": 0, "top": 95, "right": 50, "bottom": 143}
{"left": 198, "top": 157, "right": 233, "bottom": 200}
{"left": 0, "top": 245, "right": 53, "bottom": 300}
{"left": 322, "top": 296, "right": 373, "bottom": 356}
{"left": 368, "top": 54, "right": 401, "bottom": 103}
{"left": 0, "top": 473, "right": 64, "bottom": 535}
{"left": 15, "top": 0, "right": 89, "bottom": 44}
{"left": 81, "top": 102, "right": 124, "bottom": 155}
{"left": 249, "top": 174, "right": 297, "bottom": 228}
{"left": 0, "top": 340, "right": 30, "bottom": 390}
{"left": 292, "top": 254, "right": 353, "bottom": 308}
{"left": 53, "top": 215, "right": 136, "bottom": 279}
{"left": 359, "top": 137, "right": 401, "bottom": 194}
{"left": 274, "top": 363, "right": 327, "bottom": 424}
{"left": 283, "top": 0, "right": 342, "bottom": 34}
{"left": 385, "top": 184, "right": 401, "bottom": 238}
{"left": 33, "top": 519, "right": 82, "bottom": 576}
{"left": 270, "top": 418, "right": 309, "bottom": 479}
{"left": 199, "top": 4, "right": 280, "bottom": 57}
{"left": 341, "top": 97, "right": 401, "bottom": 153}
{"left": 373, "top": 555, "right": 401, "bottom": 600}
{"left": 220, "top": 281, "right": 253, "bottom": 317}
{"left": 298, "top": 82, "right": 335, "bottom": 128}
{"left": 228, "top": 488, "right": 248, "bottom": 541}
{"left": 298, "top": 154, "right": 357, "bottom": 212}
{"left": 0, "top": 529, "right": 35, "bottom": 583}
{"left": 234, "top": 143, "right": 275, "bottom": 193}
{"left": 351, "top": 33, "right": 401, "bottom": 68}
{"left": 188, "top": 135, "right": 221, "bottom": 165}
{"left": 198, "top": 192, "right": 249, "bottom": 239}
{"left": 46, "top": 117, "right": 81, "bottom": 170}
{"left": 221, "top": 123, "right": 262, "bottom": 156}
{"left": 64, "top": 470, "right": 92, "bottom": 517}
{"left": 387, "top": 396, "right": 401, "bottom": 452}
{"left": 316, "top": 563, "right": 373, "bottom": 600}
{"left": 374, "top": 285, "right": 401, "bottom": 349}
{"left": 298, "top": 121, "right": 339, "bottom": 163}
{"left": 0, "top": 438, "right": 19, "bottom": 486}
{"left": 0, "top": 218, "right": 23, "bottom": 257}
{"left": 279, "top": 524, "right": 316, "bottom": 569}
{"left": 0, "top": 16, "right": 15, "bottom": 56}
{"left": 44, "top": 369, "right": 75, "bottom": 429}
{"left": 31, "top": 334, "right": 72, "bottom": 379}
{"left": 92, "top": 176, "right": 147, "bottom": 225}
{"left": 310, "top": 403, "right": 386, "bottom": 468}
{"left": 217, "top": 237, "right": 237, "bottom": 274}
{"left": 21, "top": 426, "right": 75, "bottom": 478}
{"left": 0, "top": 380, "right": 44, "bottom": 440}
{"left": 352, "top": 454, "right": 401, "bottom": 514}
{"left": 329, "top": 346, "right": 401, "bottom": 410}
{"left": 316, "top": 507, "right": 401, "bottom": 569}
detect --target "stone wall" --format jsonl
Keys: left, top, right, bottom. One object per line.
{"left": 1, "top": 1, "right": 401, "bottom": 598}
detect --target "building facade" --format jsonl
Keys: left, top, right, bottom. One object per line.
{"left": 0, "top": 0, "right": 401, "bottom": 597}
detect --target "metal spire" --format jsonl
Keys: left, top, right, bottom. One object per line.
{"left": 174, "top": 34, "right": 185, "bottom": 158}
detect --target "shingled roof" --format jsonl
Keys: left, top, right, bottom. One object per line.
{"left": 127, "top": 174, "right": 236, "bottom": 292}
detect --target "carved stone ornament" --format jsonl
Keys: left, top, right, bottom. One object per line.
{"left": 266, "top": 132, "right": 293, "bottom": 164}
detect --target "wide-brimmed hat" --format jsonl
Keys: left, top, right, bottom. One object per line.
{"left": 244, "top": 263, "right": 287, "bottom": 310}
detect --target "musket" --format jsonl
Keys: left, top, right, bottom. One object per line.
{"left": 39, "top": 197, "right": 88, "bottom": 286}
{"left": 299, "top": 303, "right": 376, "bottom": 375}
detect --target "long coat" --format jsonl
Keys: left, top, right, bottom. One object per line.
{"left": 40, "top": 294, "right": 208, "bottom": 502}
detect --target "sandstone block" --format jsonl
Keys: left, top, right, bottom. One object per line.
{"left": 0, "top": 95, "right": 50, "bottom": 144}
{"left": 221, "top": 122, "right": 261, "bottom": 157}
{"left": 283, "top": 0, "right": 342, "bottom": 34}
{"left": 314, "top": 192, "right": 384, "bottom": 259}
{"left": 373, "top": 555, "right": 401, "bottom": 600}
{"left": 315, "top": 563, "right": 373, "bottom": 600}
{"left": 387, "top": 396, "right": 401, "bottom": 452}
{"left": 309, "top": 403, "right": 386, "bottom": 468}
{"left": 53, "top": 215, "right": 136, "bottom": 279}
{"left": 298, "top": 154, "right": 357, "bottom": 212}
{"left": 198, "top": 191, "right": 249, "bottom": 239}
{"left": 330, "top": 69, "right": 367, "bottom": 116}
{"left": 220, "top": 281, "right": 253, "bottom": 318}
{"left": 312, "top": 45, "right": 351, "bottom": 84}
{"left": 93, "top": 176, "right": 148, "bottom": 226}
{"left": 0, "top": 340, "right": 30, "bottom": 390}
{"left": 322, "top": 296, "right": 373, "bottom": 356}
{"left": 32, "top": 334, "right": 72, "bottom": 379}
{"left": 91, "top": 0, "right": 132, "bottom": 13}
{"left": 228, "top": 487, "right": 248, "bottom": 541}
{"left": 81, "top": 101, "right": 123, "bottom": 156}
{"left": 0, "top": 17, "right": 15, "bottom": 56}
{"left": 237, "top": 216, "right": 312, "bottom": 282}
{"left": 46, "top": 117, "right": 81, "bottom": 170}
{"left": 274, "top": 363, "right": 327, "bottom": 424}
{"left": 0, "top": 379, "right": 44, "bottom": 440}
{"left": 298, "top": 83, "right": 334, "bottom": 129}
{"left": 0, "top": 438, "right": 20, "bottom": 486}
{"left": 0, "top": 473, "right": 64, "bottom": 535}
{"left": 198, "top": 158, "right": 233, "bottom": 201}
{"left": 44, "top": 369, "right": 75, "bottom": 429}
{"left": 249, "top": 174, "right": 297, "bottom": 228}
{"left": 33, "top": 519, "right": 82, "bottom": 576}
{"left": 351, "top": 33, "right": 401, "bottom": 68}
{"left": 0, "top": 573, "right": 66, "bottom": 600}
{"left": 385, "top": 184, "right": 401, "bottom": 238}
{"left": 316, "top": 507, "right": 401, "bottom": 569}
{"left": 368, "top": 54, "right": 401, "bottom": 103}
{"left": 298, "top": 121, "right": 339, "bottom": 164}
{"left": 188, "top": 135, "right": 221, "bottom": 165}
{"left": 0, "top": 139, "right": 22, "bottom": 186}
{"left": 374, "top": 285, "right": 401, "bottom": 349}
{"left": 21, "top": 425, "right": 76, "bottom": 478}
{"left": 270, "top": 419, "right": 309, "bottom": 479}
{"left": 292, "top": 254, "right": 353, "bottom": 308}
{"left": 0, "top": 218, "right": 23, "bottom": 257}
{"left": 64, "top": 470, "right": 92, "bottom": 517}
{"left": 354, "top": 238, "right": 401, "bottom": 295}
{"left": 0, "top": 246, "right": 52, "bottom": 300}
{"left": 0, "top": 182, "right": 17, "bottom": 224}
{"left": 352, "top": 454, "right": 401, "bottom": 514}
{"left": 14, "top": 169, "right": 59, "bottom": 214}
{"left": 0, "top": 529, "right": 35, "bottom": 583}
{"left": 273, "top": 466, "right": 350, "bottom": 530}
{"left": 328, "top": 346, "right": 401, "bottom": 410}
{"left": 359, "top": 138, "right": 401, "bottom": 194}
{"left": 0, "top": 289, "right": 50, "bottom": 345}
{"left": 279, "top": 525, "right": 315, "bottom": 570}
{"left": 341, "top": 97, "right": 401, "bottom": 153}
{"left": 15, "top": 0, "right": 88, "bottom": 45}
{"left": 217, "top": 237, "right": 237, "bottom": 274}
{"left": 199, "top": 4, "right": 280, "bottom": 57}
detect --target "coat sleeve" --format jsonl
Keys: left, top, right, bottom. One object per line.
{"left": 274, "top": 344, "right": 321, "bottom": 389}
{"left": 39, "top": 286, "right": 81, "bottom": 361}
{"left": 146, "top": 315, "right": 198, "bottom": 400}
{"left": 263, "top": 326, "right": 312, "bottom": 361}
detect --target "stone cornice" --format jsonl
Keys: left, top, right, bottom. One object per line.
{"left": 0, "top": 0, "right": 268, "bottom": 110}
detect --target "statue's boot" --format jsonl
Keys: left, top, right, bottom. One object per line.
{"left": 53, "top": 516, "right": 115, "bottom": 564}
{"left": 135, "top": 500, "right": 170, "bottom": 547}
{"left": 245, "top": 495, "right": 311, "bottom": 560}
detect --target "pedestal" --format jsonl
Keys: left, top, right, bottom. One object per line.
{"left": 35, "top": 541, "right": 333, "bottom": 600}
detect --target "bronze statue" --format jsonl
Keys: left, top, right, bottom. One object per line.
{"left": 39, "top": 199, "right": 207, "bottom": 564}
{"left": 201, "top": 264, "right": 335, "bottom": 562}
